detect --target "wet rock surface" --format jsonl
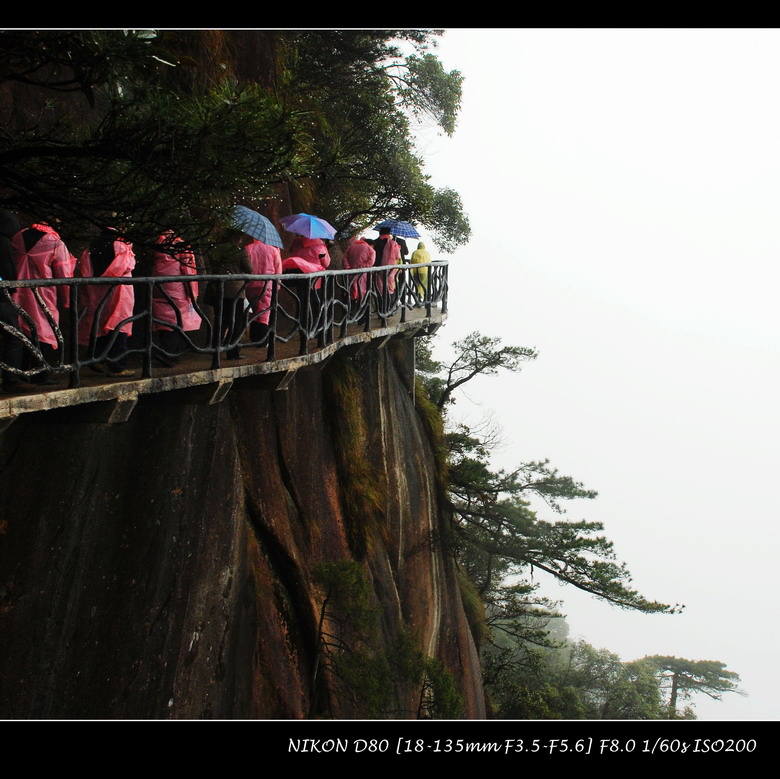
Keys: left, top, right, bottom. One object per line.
{"left": 0, "top": 341, "right": 484, "bottom": 719}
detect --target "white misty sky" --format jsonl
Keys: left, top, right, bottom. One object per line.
{"left": 416, "top": 28, "right": 780, "bottom": 720}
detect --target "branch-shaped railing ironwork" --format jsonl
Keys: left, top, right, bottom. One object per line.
{"left": 0, "top": 261, "right": 448, "bottom": 390}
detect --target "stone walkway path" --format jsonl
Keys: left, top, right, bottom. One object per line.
{"left": 0, "top": 306, "right": 443, "bottom": 422}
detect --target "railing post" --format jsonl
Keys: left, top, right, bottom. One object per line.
{"left": 68, "top": 280, "right": 81, "bottom": 388}
{"left": 340, "top": 272, "right": 349, "bottom": 339}
{"left": 267, "top": 278, "right": 278, "bottom": 362}
{"left": 380, "top": 268, "right": 388, "bottom": 328}
{"left": 400, "top": 266, "right": 408, "bottom": 324}
{"left": 364, "top": 272, "right": 373, "bottom": 333}
{"left": 317, "top": 275, "right": 327, "bottom": 349}
{"left": 441, "top": 264, "right": 448, "bottom": 315}
{"left": 425, "top": 263, "right": 433, "bottom": 319}
{"left": 327, "top": 274, "right": 335, "bottom": 345}
{"left": 143, "top": 279, "right": 154, "bottom": 379}
{"left": 299, "top": 277, "right": 311, "bottom": 356}
{"left": 211, "top": 280, "right": 223, "bottom": 370}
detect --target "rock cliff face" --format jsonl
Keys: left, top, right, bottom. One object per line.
{"left": 0, "top": 340, "right": 485, "bottom": 719}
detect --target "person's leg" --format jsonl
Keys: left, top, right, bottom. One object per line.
{"left": 224, "top": 298, "right": 245, "bottom": 359}
{"left": 156, "top": 328, "right": 182, "bottom": 366}
{"left": 106, "top": 333, "right": 134, "bottom": 376}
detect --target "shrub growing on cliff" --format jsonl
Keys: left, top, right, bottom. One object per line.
{"left": 418, "top": 656, "right": 464, "bottom": 719}
{"left": 322, "top": 356, "right": 387, "bottom": 558}
{"left": 312, "top": 560, "right": 462, "bottom": 719}
{"left": 312, "top": 560, "right": 388, "bottom": 717}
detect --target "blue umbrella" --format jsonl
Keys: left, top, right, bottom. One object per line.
{"left": 280, "top": 212, "right": 337, "bottom": 240}
{"left": 374, "top": 219, "right": 420, "bottom": 238}
{"left": 231, "top": 205, "right": 284, "bottom": 248}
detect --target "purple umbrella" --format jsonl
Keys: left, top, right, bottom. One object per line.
{"left": 280, "top": 213, "right": 337, "bottom": 240}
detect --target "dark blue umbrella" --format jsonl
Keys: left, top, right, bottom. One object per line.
{"left": 232, "top": 206, "right": 284, "bottom": 248}
{"left": 375, "top": 219, "right": 420, "bottom": 238}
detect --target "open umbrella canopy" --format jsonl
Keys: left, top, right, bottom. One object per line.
{"left": 374, "top": 219, "right": 420, "bottom": 238}
{"left": 280, "top": 213, "right": 337, "bottom": 240}
{"left": 231, "top": 206, "right": 284, "bottom": 248}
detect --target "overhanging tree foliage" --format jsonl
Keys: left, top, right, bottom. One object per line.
{"left": 415, "top": 333, "right": 698, "bottom": 718}
{"left": 275, "top": 30, "right": 470, "bottom": 246}
{"left": 417, "top": 332, "right": 538, "bottom": 410}
{"left": 0, "top": 29, "right": 163, "bottom": 99}
{"left": 1, "top": 81, "right": 308, "bottom": 249}
{"left": 0, "top": 30, "right": 309, "bottom": 250}
{"left": 416, "top": 332, "right": 682, "bottom": 710}
{"left": 417, "top": 332, "right": 678, "bottom": 617}
{"left": 0, "top": 29, "right": 470, "bottom": 254}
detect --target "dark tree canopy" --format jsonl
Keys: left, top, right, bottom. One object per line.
{"left": 0, "top": 29, "right": 470, "bottom": 255}
{"left": 0, "top": 31, "right": 301, "bottom": 250}
{"left": 275, "top": 30, "right": 469, "bottom": 245}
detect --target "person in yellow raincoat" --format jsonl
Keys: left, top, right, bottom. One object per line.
{"left": 410, "top": 240, "right": 431, "bottom": 299}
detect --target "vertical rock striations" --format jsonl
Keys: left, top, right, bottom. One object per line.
{"left": 0, "top": 340, "right": 485, "bottom": 718}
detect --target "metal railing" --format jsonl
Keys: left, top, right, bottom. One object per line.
{"left": 0, "top": 261, "right": 448, "bottom": 389}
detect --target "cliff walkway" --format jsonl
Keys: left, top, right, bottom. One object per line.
{"left": 0, "top": 261, "right": 447, "bottom": 425}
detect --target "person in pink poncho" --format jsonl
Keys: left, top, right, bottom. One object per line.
{"left": 151, "top": 232, "right": 201, "bottom": 366}
{"left": 373, "top": 227, "right": 401, "bottom": 297}
{"left": 12, "top": 222, "right": 73, "bottom": 383}
{"left": 245, "top": 237, "right": 282, "bottom": 345}
{"left": 283, "top": 236, "right": 332, "bottom": 330}
{"left": 78, "top": 228, "right": 136, "bottom": 377}
{"left": 342, "top": 235, "right": 375, "bottom": 307}
{"left": 288, "top": 235, "right": 331, "bottom": 271}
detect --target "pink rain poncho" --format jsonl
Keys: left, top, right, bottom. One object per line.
{"left": 342, "top": 237, "right": 375, "bottom": 299}
{"left": 151, "top": 234, "right": 201, "bottom": 333}
{"left": 282, "top": 256, "right": 326, "bottom": 290}
{"left": 245, "top": 239, "right": 282, "bottom": 325}
{"left": 11, "top": 224, "right": 73, "bottom": 348}
{"left": 288, "top": 236, "right": 331, "bottom": 270}
{"left": 375, "top": 234, "right": 401, "bottom": 295}
{"left": 78, "top": 239, "right": 136, "bottom": 346}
